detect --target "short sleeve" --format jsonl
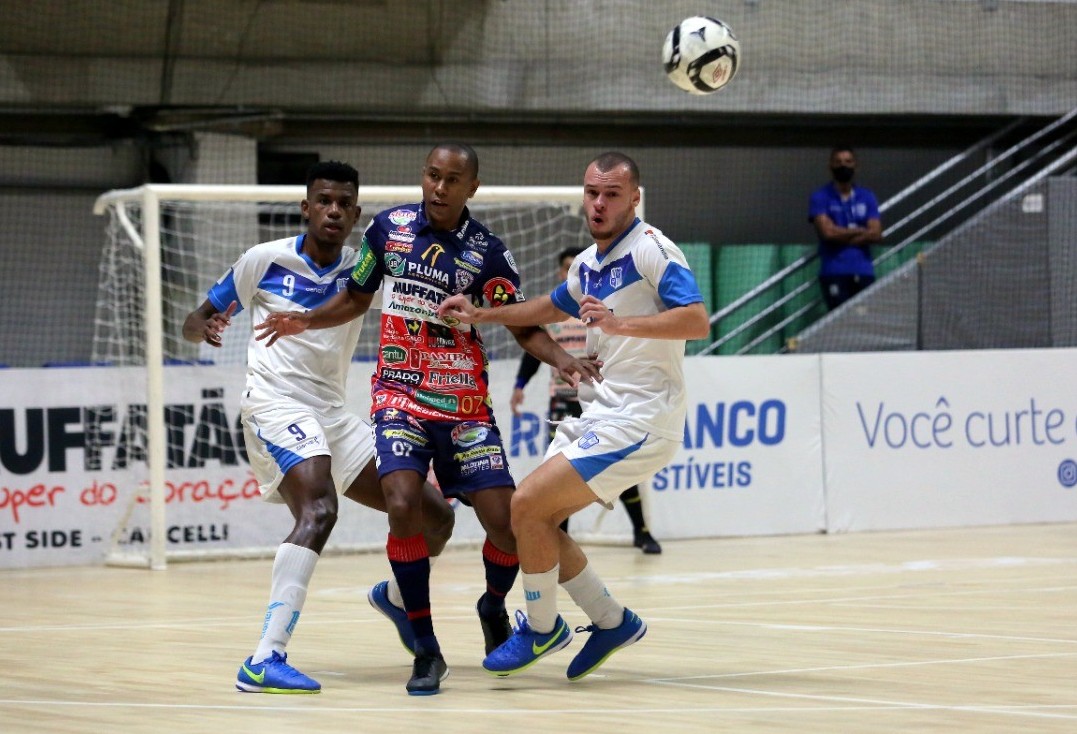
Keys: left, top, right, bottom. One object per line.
{"left": 636, "top": 234, "right": 704, "bottom": 309}
{"left": 864, "top": 189, "right": 881, "bottom": 221}
{"left": 347, "top": 222, "right": 384, "bottom": 294}
{"left": 478, "top": 239, "right": 526, "bottom": 307}
{"left": 808, "top": 187, "right": 829, "bottom": 223}
{"left": 207, "top": 244, "right": 267, "bottom": 314}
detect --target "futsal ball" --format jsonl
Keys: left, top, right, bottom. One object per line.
{"left": 662, "top": 16, "right": 740, "bottom": 95}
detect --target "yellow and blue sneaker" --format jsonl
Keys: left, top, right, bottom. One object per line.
{"left": 235, "top": 651, "right": 321, "bottom": 693}
{"left": 566, "top": 608, "right": 647, "bottom": 681}
{"left": 482, "top": 610, "right": 572, "bottom": 676}
{"left": 368, "top": 580, "right": 416, "bottom": 655}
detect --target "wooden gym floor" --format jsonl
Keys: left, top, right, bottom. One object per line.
{"left": 2, "top": 523, "right": 1076, "bottom": 733}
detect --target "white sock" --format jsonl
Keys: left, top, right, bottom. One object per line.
{"left": 561, "top": 562, "right": 624, "bottom": 629}
{"left": 521, "top": 565, "right": 561, "bottom": 633}
{"left": 386, "top": 554, "right": 438, "bottom": 609}
{"left": 252, "top": 543, "right": 319, "bottom": 664}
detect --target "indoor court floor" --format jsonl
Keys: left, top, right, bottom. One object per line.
{"left": 3, "top": 522, "right": 1076, "bottom": 733}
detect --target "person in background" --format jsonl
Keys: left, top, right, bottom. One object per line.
{"left": 439, "top": 152, "right": 709, "bottom": 681}
{"left": 511, "top": 246, "right": 661, "bottom": 554}
{"left": 809, "top": 145, "right": 883, "bottom": 310}
{"left": 183, "top": 161, "right": 455, "bottom": 695}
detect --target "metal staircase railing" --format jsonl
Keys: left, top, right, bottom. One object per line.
{"left": 697, "top": 107, "right": 1077, "bottom": 356}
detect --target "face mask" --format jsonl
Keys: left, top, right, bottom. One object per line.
{"left": 831, "top": 166, "right": 855, "bottom": 183}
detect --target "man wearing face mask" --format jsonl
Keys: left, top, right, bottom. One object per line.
{"left": 808, "top": 146, "right": 883, "bottom": 310}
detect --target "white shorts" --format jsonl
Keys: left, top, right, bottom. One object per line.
{"left": 242, "top": 398, "right": 375, "bottom": 503}
{"left": 547, "top": 417, "right": 678, "bottom": 508}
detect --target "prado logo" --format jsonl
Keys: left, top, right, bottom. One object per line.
{"left": 388, "top": 209, "right": 417, "bottom": 226}
{"left": 380, "top": 368, "right": 423, "bottom": 386}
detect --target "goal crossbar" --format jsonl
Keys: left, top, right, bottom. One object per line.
{"left": 93, "top": 183, "right": 617, "bottom": 570}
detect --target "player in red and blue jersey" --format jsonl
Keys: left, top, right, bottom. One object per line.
{"left": 256, "top": 143, "right": 599, "bottom": 695}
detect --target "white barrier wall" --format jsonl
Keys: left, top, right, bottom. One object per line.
{"left": 822, "top": 349, "right": 1077, "bottom": 532}
{"left": 3, "top": 349, "right": 1076, "bottom": 568}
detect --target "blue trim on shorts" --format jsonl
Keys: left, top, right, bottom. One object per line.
{"left": 260, "top": 430, "right": 305, "bottom": 475}
{"left": 569, "top": 434, "right": 647, "bottom": 481}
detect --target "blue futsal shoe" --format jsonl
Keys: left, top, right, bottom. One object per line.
{"left": 368, "top": 580, "right": 416, "bottom": 655}
{"left": 482, "top": 610, "right": 572, "bottom": 677}
{"left": 235, "top": 651, "right": 321, "bottom": 693}
{"left": 566, "top": 608, "right": 647, "bottom": 681}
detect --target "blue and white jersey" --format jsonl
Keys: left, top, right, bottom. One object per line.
{"left": 550, "top": 218, "right": 704, "bottom": 441}
{"left": 207, "top": 235, "right": 362, "bottom": 411}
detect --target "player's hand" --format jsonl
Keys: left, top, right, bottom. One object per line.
{"left": 510, "top": 387, "right": 526, "bottom": 415}
{"left": 203, "top": 301, "right": 237, "bottom": 347}
{"left": 437, "top": 294, "right": 480, "bottom": 326}
{"left": 255, "top": 311, "right": 310, "bottom": 348}
{"left": 553, "top": 354, "right": 603, "bottom": 389}
{"left": 578, "top": 295, "right": 622, "bottom": 335}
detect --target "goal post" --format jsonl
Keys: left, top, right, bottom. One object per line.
{"left": 92, "top": 183, "right": 639, "bottom": 569}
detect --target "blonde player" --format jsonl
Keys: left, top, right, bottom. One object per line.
{"left": 439, "top": 151, "right": 709, "bottom": 680}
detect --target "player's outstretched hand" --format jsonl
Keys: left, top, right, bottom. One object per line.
{"left": 255, "top": 311, "right": 310, "bottom": 348}
{"left": 554, "top": 353, "right": 603, "bottom": 389}
{"left": 437, "top": 294, "right": 479, "bottom": 327}
{"left": 579, "top": 295, "right": 621, "bottom": 334}
{"left": 204, "top": 301, "right": 237, "bottom": 347}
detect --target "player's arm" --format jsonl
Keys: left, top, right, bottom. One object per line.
{"left": 439, "top": 294, "right": 600, "bottom": 386}
{"left": 183, "top": 299, "right": 237, "bottom": 348}
{"left": 847, "top": 217, "right": 882, "bottom": 246}
{"left": 507, "top": 323, "right": 602, "bottom": 389}
{"left": 580, "top": 297, "right": 709, "bottom": 340}
{"left": 439, "top": 292, "right": 566, "bottom": 328}
{"left": 511, "top": 351, "right": 542, "bottom": 415}
{"left": 812, "top": 213, "right": 867, "bottom": 245}
{"left": 255, "top": 289, "right": 373, "bottom": 347}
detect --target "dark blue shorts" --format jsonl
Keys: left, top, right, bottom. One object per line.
{"left": 372, "top": 408, "right": 516, "bottom": 497}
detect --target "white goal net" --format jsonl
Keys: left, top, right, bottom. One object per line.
{"left": 91, "top": 184, "right": 602, "bottom": 569}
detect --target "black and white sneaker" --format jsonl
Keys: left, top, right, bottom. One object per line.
{"left": 406, "top": 651, "right": 449, "bottom": 696}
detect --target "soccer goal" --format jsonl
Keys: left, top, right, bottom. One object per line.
{"left": 91, "top": 183, "right": 610, "bottom": 569}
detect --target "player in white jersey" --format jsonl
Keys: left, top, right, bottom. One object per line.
{"left": 439, "top": 152, "right": 710, "bottom": 681}
{"left": 183, "top": 161, "right": 454, "bottom": 694}
{"left": 511, "top": 246, "right": 662, "bottom": 553}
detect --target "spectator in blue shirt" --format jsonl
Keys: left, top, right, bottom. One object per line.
{"left": 808, "top": 146, "right": 883, "bottom": 310}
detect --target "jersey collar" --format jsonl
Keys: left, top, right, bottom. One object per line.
{"left": 294, "top": 234, "right": 345, "bottom": 276}
{"left": 596, "top": 217, "right": 641, "bottom": 263}
{"left": 417, "top": 203, "right": 473, "bottom": 241}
